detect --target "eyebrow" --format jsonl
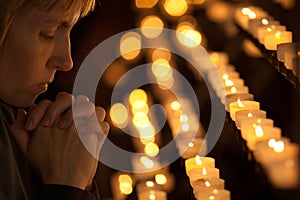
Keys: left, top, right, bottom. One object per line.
{"left": 44, "top": 18, "right": 72, "bottom": 28}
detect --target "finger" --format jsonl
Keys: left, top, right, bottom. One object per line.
{"left": 58, "top": 101, "right": 96, "bottom": 129}
{"left": 95, "top": 106, "right": 106, "bottom": 121}
{"left": 10, "top": 109, "right": 29, "bottom": 155}
{"left": 76, "top": 120, "right": 110, "bottom": 135}
{"left": 75, "top": 95, "right": 89, "bottom": 104}
{"left": 41, "top": 92, "right": 75, "bottom": 127}
{"left": 25, "top": 100, "right": 52, "bottom": 130}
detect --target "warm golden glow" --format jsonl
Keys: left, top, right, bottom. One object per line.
{"left": 149, "top": 194, "right": 156, "bottom": 200}
{"left": 133, "top": 112, "right": 151, "bottom": 128}
{"left": 237, "top": 99, "right": 245, "bottom": 107}
{"left": 248, "top": 11, "right": 256, "bottom": 19}
{"left": 140, "top": 156, "right": 154, "bottom": 169}
{"left": 144, "top": 142, "right": 160, "bottom": 157}
{"left": 110, "top": 103, "right": 129, "bottom": 128}
{"left": 132, "top": 100, "right": 149, "bottom": 114}
{"left": 140, "top": 15, "right": 164, "bottom": 38}
{"left": 135, "top": 0, "right": 159, "bottom": 8}
{"left": 152, "top": 48, "right": 172, "bottom": 62}
{"left": 275, "top": 31, "right": 281, "bottom": 39}
{"left": 119, "top": 183, "right": 133, "bottom": 195}
{"left": 171, "top": 101, "right": 181, "bottom": 110}
{"left": 230, "top": 87, "right": 237, "bottom": 93}
{"left": 151, "top": 59, "right": 172, "bottom": 80}
{"left": 138, "top": 124, "right": 155, "bottom": 139}
{"left": 262, "top": 18, "right": 269, "bottom": 25}
{"left": 209, "top": 196, "right": 216, "bottom": 200}
{"left": 176, "top": 26, "right": 202, "bottom": 47}
{"left": 255, "top": 125, "right": 264, "bottom": 137}
{"left": 202, "top": 168, "right": 207, "bottom": 175}
{"left": 205, "top": 181, "right": 211, "bottom": 187}
{"left": 163, "top": 0, "right": 188, "bottom": 17}
{"left": 180, "top": 115, "right": 188, "bottom": 123}
{"left": 129, "top": 89, "right": 148, "bottom": 105}
{"left": 188, "top": 142, "right": 194, "bottom": 147}
{"left": 241, "top": 7, "right": 251, "bottom": 15}
{"left": 268, "top": 138, "right": 277, "bottom": 148}
{"left": 186, "top": 0, "right": 206, "bottom": 4}
{"left": 248, "top": 112, "right": 253, "bottom": 118}
{"left": 119, "top": 174, "right": 133, "bottom": 184}
{"left": 120, "top": 32, "right": 141, "bottom": 60}
{"left": 274, "top": 141, "right": 285, "bottom": 153}
{"left": 181, "top": 123, "right": 190, "bottom": 132}
{"left": 155, "top": 174, "right": 167, "bottom": 185}
{"left": 196, "top": 155, "right": 203, "bottom": 165}
{"left": 146, "top": 181, "right": 155, "bottom": 187}
{"left": 225, "top": 79, "right": 234, "bottom": 87}
{"left": 222, "top": 74, "right": 229, "bottom": 80}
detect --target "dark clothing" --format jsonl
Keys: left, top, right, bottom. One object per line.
{"left": 0, "top": 100, "right": 99, "bottom": 200}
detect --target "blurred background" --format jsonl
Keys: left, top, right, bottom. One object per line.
{"left": 42, "top": 0, "right": 300, "bottom": 199}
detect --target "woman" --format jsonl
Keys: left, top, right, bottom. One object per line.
{"left": 0, "top": 0, "right": 109, "bottom": 199}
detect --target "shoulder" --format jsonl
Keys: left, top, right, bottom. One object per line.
{"left": 0, "top": 100, "right": 17, "bottom": 127}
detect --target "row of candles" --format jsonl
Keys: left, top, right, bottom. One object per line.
{"left": 207, "top": 51, "right": 299, "bottom": 189}
{"left": 234, "top": 4, "right": 300, "bottom": 79}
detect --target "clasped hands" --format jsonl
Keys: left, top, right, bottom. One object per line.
{"left": 10, "top": 92, "right": 110, "bottom": 190}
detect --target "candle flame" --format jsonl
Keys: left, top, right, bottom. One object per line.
{"left": 268, "top": 138, "right": 276, "bottom": 148}
{"left": 231, "top": 87, "right": 237, "bottom": 93}
{"left": 146, "top": 181, "right": 155, "bottom": 187}
{"left": 241, "top": 7, "right": 251, "bottom": 15}
{"left": 196, "top": 155, "right": 203, "bottom": 165}
{"left": 205, "top": 181, "right": 211, "bottom": 187}
{"left": 248, "top": 11, "right": 256, "bottom": 19}
{"left": 202, "top": 168, "right": 207, "bottom": 175}
{"left": 275, "top": 31, "right": 281, "bottom": 39}
{"left": 188, "top": 142, "right": 194, "bottom": 147}
{"left": 222, "top": 74, "right": 229, "bottom": 80}
{"left": 209, "top": 196, "right": 216, "bottom": 200}
{"left": 155, "top": 174, "right": 167, "bottom": 185}
{"left": 262, "top": 18, "right": 269, "bottom": 25}
{"left": 171, "top": 101, "right": 181, "bottom": 110}
{"left": 297, "top": 51, "right": 300, "bottom": 57}
{"left": 255, "top": 125, "right": 264, "bottom": 137}
{"left": 266, "top": 27, "right": 272, "bottom": 32}
{"left": 225, "top": 79, "right": 234, "bottom": 86}
{"left": 247, "top": 112, "right": 253, "bottom": 117}
{"left": 274, "top": 141, "right": 285, "bottom": 153}
{"left": 149, "top": 194, "right": 156, "bottom": 200}
{"left": 237, "top": 98, "right": 245, "bottom": 107}
{"left": 180, "top": 114, "right": 188, "bottom": 122}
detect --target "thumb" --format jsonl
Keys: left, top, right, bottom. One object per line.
{"left": 10, "top": 108, "right": 30, "bottom": 155}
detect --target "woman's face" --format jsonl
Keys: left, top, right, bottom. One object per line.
{"left": 0, "top": 5, "right": 80, "bottom": 107}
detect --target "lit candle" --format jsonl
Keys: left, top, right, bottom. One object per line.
{"left": 185, "top": 155, "right": 215, "bottom": 177}
{"left": 137, "top": 189, "right": 167, "bottom": 200}
{"left": 257, "top": 25, "right": 286, "bottom": 44}
{"left": 276, "top": 42, "right": 297, "bottom": 62}
{"left": 284, "top": 47, "right": 300, "bottom": 70}
{"left": 180, "top": 137, "right": 207, "bottom": 159}
{"left": 254, "top": 136, "right": 291, "bottom": 163}
{"left": 209, "top": 52, "right": 229, "bottom": 67}
{"left": 224, "top": 86, "right": 249, "bottom": 96}
{"left": 191, "top": 177, "right": 225, "bottom": 191}
{"left": 249, "top": 18, "right": 279, "bottom": 38}
{"left": 266, "top": 157, "right": 299, "bottom": 189}
{"left": 240, "top": 118, "right": 274, "bottom": 140}
{"left": 194, "top": 189, "right": 231, "bottom": 200}
{"left": 246, "top": 125, "right": 281, "bottom": 151}
{"left": 189, "top": 167, "right": 220, "bottom": 185}
{"left": 235, "top": 109, "right": 267, "bottom": 129}
{"left": 229, "top": 100, "right": 260, "bottom": 121}
{"left": 264, "top": 31, "right": 293, "bottom": 50}
{"left": 224, "top": 93, "right": 254, "bottom": 111}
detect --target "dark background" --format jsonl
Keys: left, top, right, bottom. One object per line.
{"left": 42, "top": 0, "right": 300, "bottom": 199}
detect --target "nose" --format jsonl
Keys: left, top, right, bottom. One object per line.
{"left": 47, "top": 36, "right": 73, "bottom": 71}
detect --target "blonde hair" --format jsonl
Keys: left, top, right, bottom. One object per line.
{"left": 0, "top": 0, "right": 95, "bottom": 46}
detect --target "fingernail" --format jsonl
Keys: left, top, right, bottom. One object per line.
{"left": 42, "top": 117, "right": 51, "bottom": 126}
{"left": 58, "top": 120, "right": 67, "bottom": 129}
{"left": 25, "top": 119, "right": 33, "bottom": 130}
